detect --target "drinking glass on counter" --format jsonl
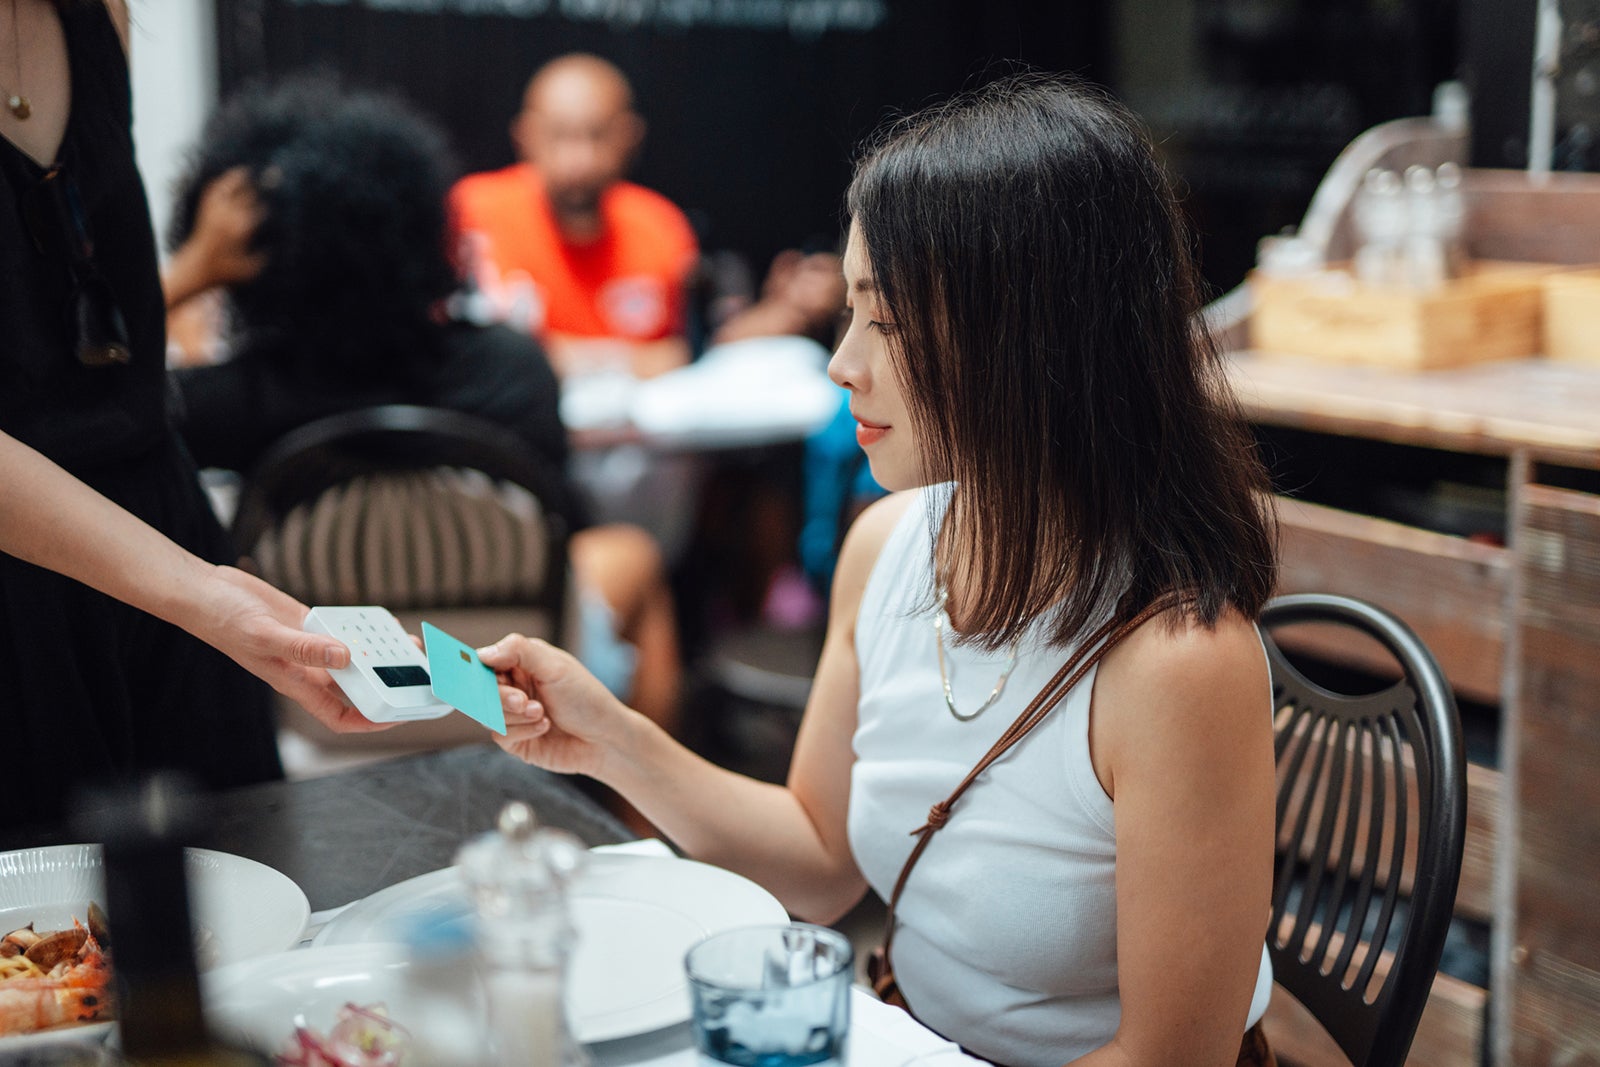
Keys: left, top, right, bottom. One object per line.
{"left": 684, "top": 923, "right": 853, "bottom": 1067}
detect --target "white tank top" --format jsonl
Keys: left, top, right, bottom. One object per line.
{"left": 846, "top": 487, "right": 1272, "bottom": 1066}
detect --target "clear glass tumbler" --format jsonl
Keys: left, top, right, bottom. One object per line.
{"left": 684, "top": 923, "right": 853, "bottom": 1067}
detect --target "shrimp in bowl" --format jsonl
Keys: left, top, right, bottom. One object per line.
{"left": 0, "top": 907, "right": 114, "bottom": 1038}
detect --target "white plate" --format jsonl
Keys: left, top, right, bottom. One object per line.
{"left": 0, "top": 844, "right": 307, "bottom": 1050}
{"left": 0, "top": 1022, "right": 118, "bottom": 1052}
{"left": 203, "top": 944, "right": 410, "bottom": 1059}
{"left": 0, "top": 844, "right": 309, "bottom": 972}
{"left": 312, "top": 852, "right": 788, "bottom": 1042}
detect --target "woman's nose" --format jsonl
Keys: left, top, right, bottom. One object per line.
{"left": 827, "top": 335, "right": 861, "bottom": 390}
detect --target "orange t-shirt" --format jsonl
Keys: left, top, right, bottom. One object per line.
{"left": 449, "top": 163, "right": 698, "bottom": 342}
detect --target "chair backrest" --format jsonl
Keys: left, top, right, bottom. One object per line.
{"left": 1260, "top": 593, "right": 1467, "bottom": 1067}
{"left": 233, "top": 405, "right": 572, "bottom": 637}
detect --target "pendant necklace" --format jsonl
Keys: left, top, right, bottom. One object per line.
{"left": 933, "top": 589, "right": 1019, "bottom": 722}
{"left": 3, "top": 0, "right": 29, "bottom": 121}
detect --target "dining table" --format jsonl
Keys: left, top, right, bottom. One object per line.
{"left": 0, "top": 744, "right": 978, "bottom": 1066}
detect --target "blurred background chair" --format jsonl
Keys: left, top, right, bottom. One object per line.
{"left": 689, "top": 429, "right": 878, "bottom": 782}
{"left": 1259, "top": 592, "right": 1468, "bottom": 1067}
{"left": 231, "top": 404, "right": 575, "bottom": 777}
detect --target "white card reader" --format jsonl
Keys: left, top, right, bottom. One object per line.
{"left": 304, "top": 606, "right": 452, "bottom": 723}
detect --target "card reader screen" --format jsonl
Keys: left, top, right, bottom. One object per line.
{"left": 374, "top": 665, "right": 431, "bottom": 688}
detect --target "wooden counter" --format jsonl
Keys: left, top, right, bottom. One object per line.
{"left": 1227, "top": 351, "right": 1600, "bottom": 1067}
{"left": 1231, "top": 353, "right": 1600, "bottom": 465}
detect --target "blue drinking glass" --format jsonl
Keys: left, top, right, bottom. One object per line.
{"left": 685, "top": 923, "right": 853, "bottom": 1067}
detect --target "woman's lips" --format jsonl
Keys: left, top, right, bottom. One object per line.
{"left": 855, "top": 419, "right": 889, "bottom": 447}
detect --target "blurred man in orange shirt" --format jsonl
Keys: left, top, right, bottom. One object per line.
{"left": 451, "top": 54, "right": 698, "bottom": 380}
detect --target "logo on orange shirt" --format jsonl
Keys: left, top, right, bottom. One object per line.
{"left": 599, "top": 275, "right": 671, "bottom": 339}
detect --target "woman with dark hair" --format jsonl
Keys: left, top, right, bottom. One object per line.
{"left": 167, "top": 80, "right": 683, "bottom": 768}
{"left": 482, "top": 74, "right": 1279, "bottom": 1066}
{"left": 0, "top": 0, "right": 371, "bottom": 834}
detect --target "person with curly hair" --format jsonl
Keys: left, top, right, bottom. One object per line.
{"left": 165, "top": 80, "right": 683, "bottom": 784}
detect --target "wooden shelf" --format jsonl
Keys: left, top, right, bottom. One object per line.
{"left": 1230, "top": 353, "right": 1600, "bottom": 467}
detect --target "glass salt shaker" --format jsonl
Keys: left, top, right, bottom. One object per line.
{"left": 457, "top": 801, "right": 590, "bottom": 1067}
{"left": 1353, "top": 168, "right": 1405, "bottom": 288}
{"left": 1433, "top": 162, "right": 1467, "bottom": 279}
{"left": 1403, "top": 164, "right": 1447, "bottom": 290}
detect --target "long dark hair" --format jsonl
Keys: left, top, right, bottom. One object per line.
{"left": 847, "top": 73, "right": 1276, "bottom": 650}
{"left": 167, "top": 77, "right": 461, "bottom": 387}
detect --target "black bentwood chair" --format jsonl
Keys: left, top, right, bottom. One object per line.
{"left": 1259, "top": 593, "right": 1467, "bottom": 1067}
{"left": 232, "top": 405, "right": 576, "bottom": 771}
{"left": 233, "top": 405, "right": 574, "bottom": 644}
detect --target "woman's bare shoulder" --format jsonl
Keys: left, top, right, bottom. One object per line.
{"left": 828, "top": 490, "right": 918, "bottom": 608}
{"left": 1093, "top": 606, "right": 1271, "bottom": 784}
{"left": 1112, "top": 606, "right": 1265, "bottom": 687}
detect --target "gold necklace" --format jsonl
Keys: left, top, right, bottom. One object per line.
{"left": 933, "top": 589, "right": 1019, "bottom": 722}
{"left": 3, "top": 0, "right": 30, "bottom": 121}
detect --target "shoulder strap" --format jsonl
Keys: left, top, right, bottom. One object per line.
{"left": 877, "top": 591, "right": 1187, "bottom": 963}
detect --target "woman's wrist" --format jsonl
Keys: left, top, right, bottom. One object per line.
{"left": 592, "top": 703, "right": 671, "bottom": 792}
{"left": 146, "top": 558, "right": 234, "bottom": 640}
{"left": 162, "top": 242, "right": 213, "bottom": 310}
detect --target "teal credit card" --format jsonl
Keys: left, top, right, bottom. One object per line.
{"left": 422, "top": 621, "right": 506, "bottom": 735}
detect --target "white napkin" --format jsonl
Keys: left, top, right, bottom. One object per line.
{"left": 850, "top": 993, "right": 979, "bottom": 1065}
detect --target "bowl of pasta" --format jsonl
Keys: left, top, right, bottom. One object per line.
{"left": 0, "top": 844, "right": 309, "bottom": 1045}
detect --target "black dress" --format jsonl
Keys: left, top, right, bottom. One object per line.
{"left": 0, "top": 2, "right": 279, "bottom": 832}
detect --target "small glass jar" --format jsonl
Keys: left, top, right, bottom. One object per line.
{"left": 456, "top": 802, "right": 589, "bottom": 1067}
{"left": 1353, "top": 168, "right": 1406, "bottom": 288}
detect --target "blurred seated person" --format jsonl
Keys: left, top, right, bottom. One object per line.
{"left": 162, "top": 79, "right": 681, "bottom": 746}
{"left": 450, "top": 53, "right": 697, "bottom": 380}
{"left": 711, "top": 247, "right": 846, "bottom": 351}
{"left": 705, "top": 245, "right": 880, "bottom": 620}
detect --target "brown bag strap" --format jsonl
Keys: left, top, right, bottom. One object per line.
{"left": 877, "top": 591, "right": 1188, "bottom": 964}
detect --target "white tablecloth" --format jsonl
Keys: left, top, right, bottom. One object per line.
{"left": 588, "top": 987, "right": 978, "bottom": 1066}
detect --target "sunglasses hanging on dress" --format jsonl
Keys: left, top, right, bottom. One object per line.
{"left": 24, "top": 165, "right": 133, "bottom": 368}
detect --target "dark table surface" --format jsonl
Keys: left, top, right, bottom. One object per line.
{"left": 0, "top": 745, "right": 634, "bottom": 912}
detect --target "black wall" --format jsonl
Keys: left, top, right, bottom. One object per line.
{"left": 214, "top": 0, "right": 1514, "bottom": 294}
{"left": 1462, "top": 0, "right": 1537, "bottom": 168}
{"left": 216, "top": 0, "right": 1110, "bottom": 272}
{"left": 1115, "top": 0, "right": 1464, "bottom": 291}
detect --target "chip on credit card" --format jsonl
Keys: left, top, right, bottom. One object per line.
{"left": 421, "top": 621, "right": 506, "bottom": 735}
